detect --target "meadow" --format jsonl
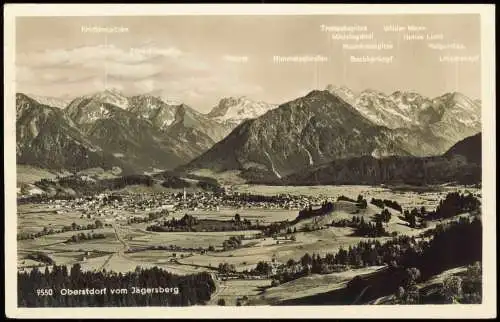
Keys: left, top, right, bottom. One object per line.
{"left": 17, "top": 183, "right": 478, "bottom": 305}
{"left": 233, "top": 184, "right": 480, "bottom": 211}
{"left": 256, "top": 266, "right": 385, "bottom": 304}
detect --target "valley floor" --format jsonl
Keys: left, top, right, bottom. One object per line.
{"left": 16, "top": 184, "right": 481, "bottom": 305}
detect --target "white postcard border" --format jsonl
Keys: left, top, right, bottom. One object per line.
{"left": 4, "top": 3, "right": 496, "bottom": 319}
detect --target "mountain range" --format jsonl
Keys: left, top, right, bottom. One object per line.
{"left": 23, "top": 94, "right": 73, "bottom": 109}
{"left": 16, "top": 93, "right": 128, "bottom": 172}
{"left": 16, "top": 87, "right": 481, "bottom": 182}
{"left": 184, "top": 89, "right": 481, "bottom": 180}
{"left": 273, "top": 132, "right": 481, "bottom": 186}
{"left": 185, "top": 90, "right": 413, "bottom": 178}
{"left": 325, "top": 85, "right": 481, "bottom": 154}
{"left": 16, "top": 90, "right": 276, "bottom": 173}
{"left": 207, "top": 96, "right": 278, "bottom": 126}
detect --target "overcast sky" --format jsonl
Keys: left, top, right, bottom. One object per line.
{"left": 16, "top": 14, "right": 481, "bottom": 112}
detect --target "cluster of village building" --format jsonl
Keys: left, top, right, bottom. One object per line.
{"left": 37, "top": 189, "right": 328, "bottom": 224}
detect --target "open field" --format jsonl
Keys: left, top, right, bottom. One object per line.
{"left": 76, "top": 167, "right": 121, "bottom": 179}
{"left": 18, "top": 228, "right": 115, "bottom": 249}
{"left": 14, "top": 214, "right": 426, "bottom": 273}
{"left": 17, "top": 204, "right": 97, "bottom": 234}
{"left": 94, "top": 253, "right": 205, "bottom": 275}
{"left": 17, "top": 165, "right": 66, "bottom": 185}
{"left": 188, "top": 169, "right": 247, "bottom": 186}
{"left": 257, "top": 266, "right": 385, "bottom": 304}
{"left": 127, "top": 229, "right": 261, "bottom": 249}
{"left": 17, "top": 184, "right": 477, "bottom": 286}
{"left": 116, "top": 183, "right": 176, "bottom": 194}
{"left": 177, "top": 227, "right": 388, "bottom": 271}
{"left": 292, "top": 201, "right": 415, "bottom": 235}
{"left": 126, "top": 249, "right": 180, "bottom": 261}
{"left": 233, "top": 185, "right": 480, "bottom": 211}
{"left": 179, "top": 208, "right": 298, "bottom": 224}
{"left": 208, "top": 278, "right": 273, "bottom": 306}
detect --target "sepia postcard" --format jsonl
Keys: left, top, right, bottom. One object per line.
{"left": 4, "top": 3, "right": 496, "bottom": 319}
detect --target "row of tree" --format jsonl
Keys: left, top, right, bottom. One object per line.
{"left": 390, "top": 261, "right": 482, "bottom": 304}
{"left": 65, "top": 232, "right": 106, "bottom": 243}
{"left": 371, "top": 198, "right": 403, "bottom": 212}
{"left": 374, "top": 209, "right": 392, "bottom": 223}
{"left": 426, "top": 192, "right": 481, "bottom": 220}
{"left": 403, "top": 210, "right": 418, "bottom": 228}
{"left": 145, "top": 214, "right": 260, "bottom": 233}
{"left": 218, "top": 263, "right": 237, "bottom": 275}
{"left": 295, "top": 202, "right": 335, "bottom": 222}
{"left": 127, "top": 211, "right": 168, "bottom": 224}
{"left": 330, "top": 216, "right": 390, "bottom": 237}
{"left": 18, "top": 264, "right": 216, "bottom": 307}
{"left": 34, "top": 175, "right": 155, "bottom": 196}
{"left": 222, "top": 236, "right": 243, "bottom": 251}
{"left": 18, "top": 219, "right": 105, "bottom": 241}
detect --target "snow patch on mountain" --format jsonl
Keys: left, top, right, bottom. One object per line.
{"left": 325, "top": 85, "right": 481, "bottom": 131}
{"left": 207, "top": 96, "right": 277, "bottom": 124}
{"left": 86, "top": 104, "right": 112, "bottom": 122}
{"left": 27, "top": 94, "right": 72, "bottom": 109}
{"left": 128, "top": 95, "right": 180, "bottom": 129}
{"left": 301, "top": 144, "right": 314, "bottom": 165}
{"left": 92, "top": 88, "right": 130, "bottom": 109}
{"left": 264, "top": 150, "right": 282, "bottom": 178}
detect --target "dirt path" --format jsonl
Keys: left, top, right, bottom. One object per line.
{"left": 98, "top": 253, "right": 114, "bottom": 271}
{"left": 112, "top": 222, "right": 130, "bottom": 253}
{"left": 173, "top": 258, "right": 216, "bottom": 271}
{"left": 97, "top": 222, "right": 129, "bottom": 271}
{"left": 207, "top": 272, "right": 230, "bottom": 305}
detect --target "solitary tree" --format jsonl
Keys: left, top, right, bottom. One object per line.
{"left": 401, "top": 267, "right": 421, "bottom": 304}
{"left": 95, "top": 219, "right": 104, "bottom": 228}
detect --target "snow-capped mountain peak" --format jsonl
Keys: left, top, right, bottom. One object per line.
{"left": 207, "top": 96, "right": 277, "bottom": 124}
{"left": 127, "top": 94, "right": 181, "bottom": 129}
{"left": 325, "top": 85, "right": 480, "bottom": 132}
{"left": 25, "top": 94, "right": 72, "bottom": 109}
{"left": 325, "top": 85, "right": 357, "bottom": 103}
{"left": 91, "top": 88, "right": 130, "bottom": 109}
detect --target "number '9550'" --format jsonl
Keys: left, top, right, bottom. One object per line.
{"left": 36, "top": 289, "right": 53, "bottom": 296}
